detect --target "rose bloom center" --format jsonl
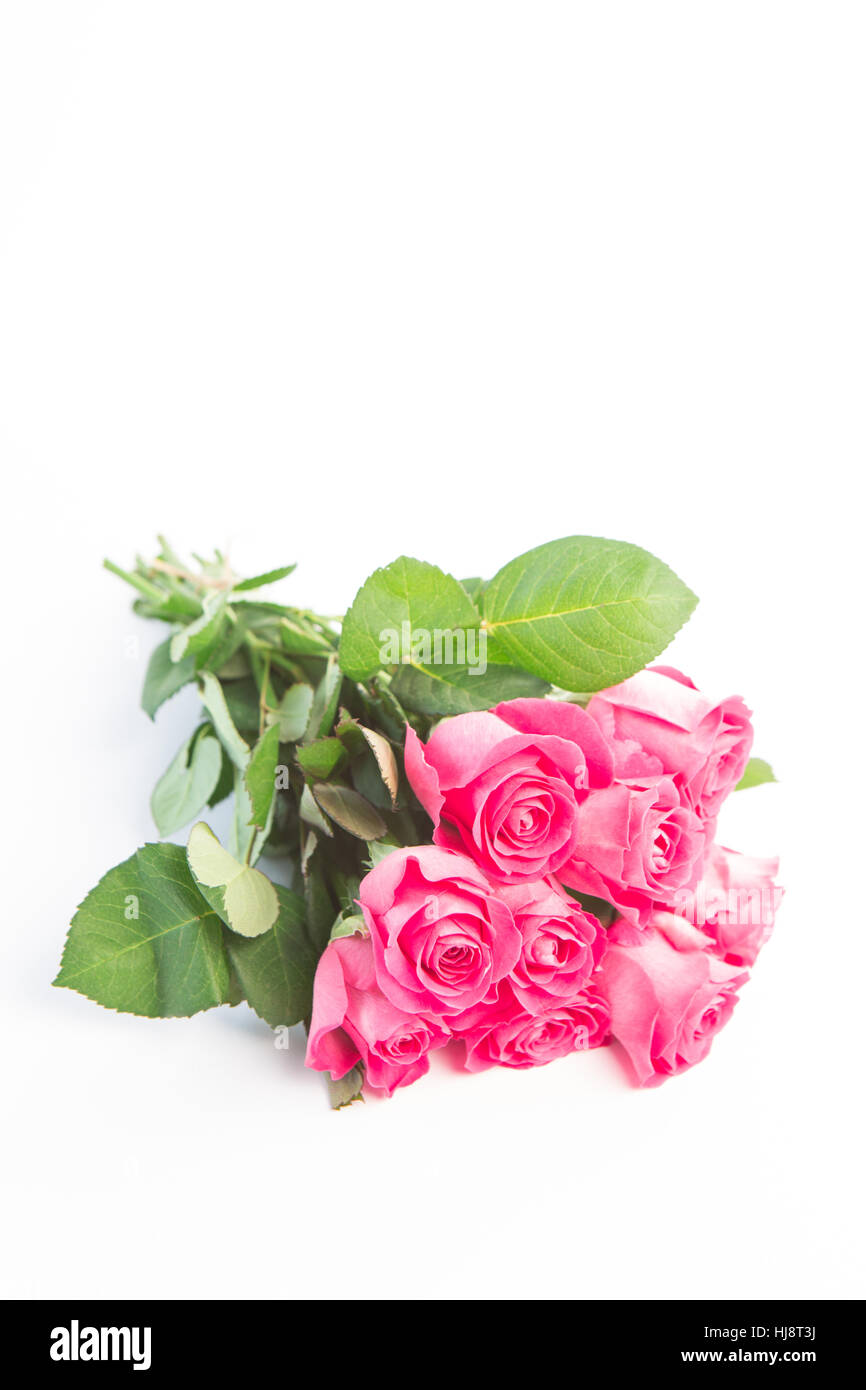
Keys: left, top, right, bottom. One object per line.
{"left": 500, "top": 787, "right": 554, "bottom": 846}
{"left": 427, "top": 922, "right": 483, "bottom": 984}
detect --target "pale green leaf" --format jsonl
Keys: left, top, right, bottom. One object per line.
{"left": 329, "top": 912, "right": 367, "bottom": 942}
{"left": 279, "top": 617, "right": 334, "bottom": 655}
{"left": 198, "top": 671, "right": 250, "bottom": 769}
{"left": 151, "top": 729, "right": 222, "bottom": 837}
{"left": 268, "top": 683, "right": 314, "bottom": 742}
{"left": 366, "top": 839, "right": 400, "bottom": 868}
{"left": 187, "top": 823, "right": 279, "bottom": 938}
{"left": 735, "top": 757, "right": 777, "bottom": 791}
{"left": 170, "top": 591, "right": 227, "bottom": 666}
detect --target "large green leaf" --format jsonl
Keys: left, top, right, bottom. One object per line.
{"left": 482, "top": 536, "right": 697, "bottom": 692}
{"left": 225, "top": 885, "right": 317, "bottom": 1027}
{"left": 151, "top": 727, "right": 222, "bottom": 836}
{"left": 141, "top": 638, "right": 196, "bottom": 718}
{"left": 391, "top": 661, "right": 548, "bottom": 716}
{"left": 339, "top": 556, "right": 480, "bottom": 680}
{"left": 53, "top": 843, "right": 230, "bottom": 1017}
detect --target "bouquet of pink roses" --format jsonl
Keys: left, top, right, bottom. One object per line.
{"left": 57, "top": 536, "right": 780, "bottom": 1105}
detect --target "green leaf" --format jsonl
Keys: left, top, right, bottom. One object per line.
{"left": 221, "top": 676, "right": 261, "bottom": 737}
{"left": 364, "top": 678, "right": 412, "bottom": 741}
{"left": 258, "top": 789, "right": 299, "bottom": 862}
{"left": 299, "top": 784, "right": 333, "bottom": 837}
{"left": 460, "top": 576, "right": 486, "bottom": 605}
{"left": 328, "top": 1066, "right": 364, "bottom": 1109}
{"left": 141, "top": 638, "right": 197, "bottom": 719}
{"left": 151, "top": 728, "right": 222, "bottom": 836}
{"left": 366, "top": 839, "right": 401, "bottom": 868}
{"left": 228, "top": 768, "right": 271, "bottom": 865}
{"left": 215, "top": 648, "right": 250, "bottom": 681}
{"left": 202, "top": 612, "right": 247, "bottom": 674}
{"left": 187, "top": 823, "right": 279, "bottom": 938}
{"left": 104, "top": 558, "right": 177, "bottom": 608}
{"left": 303, "top": 841, "right": 338, "bottom": 952}
{"left": 245, "top": 723, "right": 281, "bottom": 829}
{"left": 563, "top": 887, "right": 620, "bottom": 928}
{"left": 482, "top": 536, "right": 698, "bottom": 692}
{"left": 297, "top": 737, "right": 347, "bottom": 781}
{"left": 391, "top": 661, "right": 549, "bottom": 717}
{"left": 225, "top": 884, "right": 317, "bottom": 1026}
{"left": 198, "top": 672, "right": 250, "bottom": 769}
{"left": 169, "top": 591, "right": 227, "bottom": 666}
{"left": 329, "top": 912, "right": 367, "bottom": 942}
{"left": 336, "top": 714, "right": 399, "bottom": 806}
{"left": 54, "top": 843, "right": 230, "bottom": 1017}
{"left": 228, "top": 600, "right": 285, "bottom": 641}
{"left": 232, "top": 564, "right": 296, "bottom": 592}
{"left": 330, "top": 870, "right": 362, "bottom": 913}
{"left": 311, "top": 783, "right": 387, "bottom": 840}
{"left": 208, "top": 744, "right": 234, "bottom": 808}
{"left": 304, "top": 654, "right": 342, "bottom": 742}
{"left": 735, "top": 757, "right": 777, "bottom": 791}
{"left": 339, "top": 556, "right": 481, "bottom": 680}
{"left": 279, "top": 617, "right": 335, "bottom": 655}
{"left": 268, "top": 683, "right": 314, "bottom": 742}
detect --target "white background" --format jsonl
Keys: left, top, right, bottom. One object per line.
{"left": 1, "top": 2, "right": 864, "bottom": 1300}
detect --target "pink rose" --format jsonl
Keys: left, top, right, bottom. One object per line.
{"left": 452, "top": 983, "right": 610, "bottom": 1072}
{"left": 562, "top": 773, "right": 708, "bottom": 925}
{"left": 359, "top": 845, "right": 522, "bottom": 1017}
{"left": 305, "top": 934, "right": 449, "bottom": 1097}
{"left": 598, "top": 923, "right": 749, "bottom": 1087}
{"left": 679, "top": 844, "right": 782, "bottom": 967}
{"left": 587, "top": 666, "right": 753, "bottom": 820}
{"left": 404, "top": 698, "right": 613, "bottom": 884}
{"left": 497, "top": 879, "right": 606, "bottom": 1013}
